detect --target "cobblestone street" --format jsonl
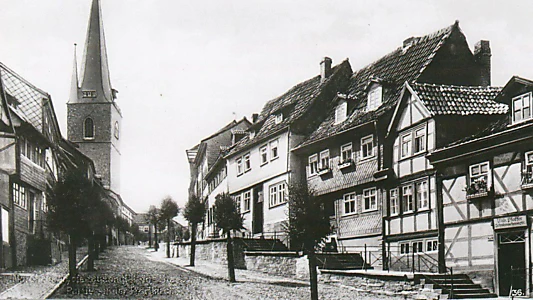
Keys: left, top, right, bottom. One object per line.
{"left": 51, "top": 246, "right": 400, "bottom": 299}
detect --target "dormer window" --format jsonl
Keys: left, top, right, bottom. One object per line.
{"left": 367, "top": 85, "right": 382, "bottom": 111}
{"left": 275, "top": 113, "right": 283, "bottom": 124}
{"left": 335, "top": 100, "right": 348, "bottom": 124}
{"left": 512, "top": 92, "right": 532, "bottom": 124}
{"left": 249, "top": 131, "right": 256, "bottom": 139}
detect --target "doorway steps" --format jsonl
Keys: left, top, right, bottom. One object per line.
{"left": 420, "top": 273, "right": 497, "bottom": 299}
{"left": 316, "top": 253, "right": 372, "bottom": 270}
{"left": 240, "top": 238, "right": 289, "bottom": 252}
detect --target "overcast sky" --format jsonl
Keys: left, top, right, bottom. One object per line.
{"left": 1, "top": 0, "right": 533, "bottom": 214}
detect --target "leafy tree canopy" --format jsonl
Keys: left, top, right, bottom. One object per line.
{"left": 214, "top": 192, "right": 243, "bottom": 235}
{"left": 183, "top": 194, "right": 206, "bottom": 224}
{"left": 160, "top": 196, "right": 179, "bottom": 221}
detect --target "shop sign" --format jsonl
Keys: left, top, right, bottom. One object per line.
{"left": 493, "top": 215, "right": 527, "bottom": 230}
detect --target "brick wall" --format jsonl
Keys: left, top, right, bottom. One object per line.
{"left": 245, "top": 254, "right": 309, "bottom": 279}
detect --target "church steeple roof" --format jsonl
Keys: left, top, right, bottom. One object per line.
{"left": 69, "top": 44, "right": 79, "bottom": 103}
{"left": 79, "top": 0, "right": 113, "bottom": 102}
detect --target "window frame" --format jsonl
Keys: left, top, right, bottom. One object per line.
{"left": 415, "top": 180, "right": 429, "bottom": 210}
{"left": 335, "top": 100, "right": 348, "bottom": 124}
{"left": 260, "top": 145, "right": 268, "bottom": 166}
{"left": 308, "top": 154, "right": 318, "bottom": 177}
{"left": 413, "top": 127, "right": 426, "bottom": 154}
{"left": 243, "top": 191, "right": 251, "bottom": 213}
{"left": 512, "top": 92, "right": 532, "bottom": 124}
{"left": 234, "top": 194, "right": 242, "bottom": 213}
{"left": 270, "top": 140, "right": 279, "bottom": 161}
{"left": 319, "top": 149, "right": 330, "bottom": 171}
{"left": 468, "top": 161, "right": 491, "bottom": 193}
{"left": 402, "top": 184, "right": 414, "bottom": 213}
{"left": 244, "top": 153, "right": 251, "bottom": 172}
{"left": 269, "top": 181, "right": 287, "bottom": 208}
{"left": 367, "top": 85, "right": 383, "bottom": 111}
{"left": 275, "top": 113, "right": 283, "bottom": 124}
{"left": 340, "top": 143, "right": 353, "bottom": 164}
{"left": 401, "top": 133, "right": 412, "bottom": 158}
{"left": 343, "top": 192, "right": 357, "bottom": 215}
{"left": 362, "top": 187, "right": 377, "bottom": 212}
{"left": 360, "top": 135, "right": 375, "bottom": 160}
{"left": 83, "top": 118, "right": 95, "bottom": 140}
{"left": 114, "top": 121, "right": 120, "bottom": 140}
{"left": 236, "top": 157, "right": 243, "bottom": 176}
{"left": 390, "top": 188, "right": 399, "bottom": 216}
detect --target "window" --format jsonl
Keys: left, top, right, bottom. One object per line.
{"left": 524, "top": 151, "right": 533, "bottom": 186}
{"left": 308, "top": 154, "right": 318, "bottom": 176}
{"left": 426, "top": 240, "right": 438, "bottom": 252}
{"left": 363, "top": 188, "right": 377, "bottom": 212}
{"left": 361, "top": 135, "right": 374, "bottom": 159}
{"left": 413, "top": 128, "right": 426, "bottom": 154}
{"left": 367, "top": 86, "right": 382, "bottom": 111}
{"left": 42, "top": 192, "right": 48, "bottom": 212}
{"left": 402, "top": 185, "right": 413, "bottom": 213}
{"left": 275, "top": 113, "right": 283, "bottom": 124}
{"left": 390, "top": 189, "right": 399, "bottom": 216}
{"left": 20, "top": 137, "right": 26, "bottom": 156}
{"left": 234, "top": 194, "right": 242, "bottom": 213}
{"left": 412, "top": 241, "right": 424, "bottom": 253}
{"left": 260, "top": 145, "right": 268, "bottom": 165}
{"left": 468, "top": 162, "right": 490, "bottom": 196}
{"left": 12, "top": 183, "right": 26, "bottom": 209}
{"left": 236, "top": 158, "right": 243, "bottom": 175}
{"left": 416, "top": 180, "right": 429, "bottom": 210}
{"left": 335, "top": 100, "right": 348, "bottom": 124}
{"left": 244, "top": 153, "right": 251, "bottom": 172}
{"left": 319, "top": 150, "right": 330, "bottom": 170}
{"left": 513, "top": 92, "right": 532, "bottom": 124}
{"left": 269, "top": 181, "right": 287, "bottom": 207}
{"left": 401, "top": 133, "right": 412, "bottom": 158}
{"left": 270, "top": 140, "right": 279, "bottom": 160}
{"left": 84, "top": 118, "right": 95, "bottom": 139}
{"left": 340, "top": 143, "right": 353, "bottom": 164}
{"left": 343, "top": 192, "right": 356, "bottom": 215}
{"left": 114, "top": 121, "right": 119, "bottom": 139}
{"left": 400, "top": 243, "right": 410, "bottom": 254}
{"left": 243, "top": 191, "right": 251, "bottom": 213}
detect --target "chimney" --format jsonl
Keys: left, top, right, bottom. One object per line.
{"left": 252, "top": 113, "right": 259, "bottom": 123}
{"left": 474, "top": 40, "right": 491, "bottom": 86}
{"left": 320, "top": 57, "right": 332, "bottom": 83}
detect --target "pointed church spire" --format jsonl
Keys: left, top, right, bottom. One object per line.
{"left": 79, "top": 0, "right": 113, "bottom": 102}
{"left": 69, "top": 44, "right": 79, "bottom": 103}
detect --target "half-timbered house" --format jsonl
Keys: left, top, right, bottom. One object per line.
{"left": 428, "top": 76, "right": 533, "bottom": 296}
{"left": 292, "top": 21, "right": 491, "bottom": 258}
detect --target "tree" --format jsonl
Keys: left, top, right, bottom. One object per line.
{"left": 160, "top": 196, "right": 179, "bottom": 258}
{"left": 48, "top": 168, "right": 104, "bottom": 277}
{"left": 286, "top": 183, "right": 332, "bottom": 300}
{"left": 183, "top": 193, "right": 206, "bottom": 266}
{"left": 214, "top": 192, "right": 243, "bottom": 282}
{"left": 147, "top": 205, "right": 162, "bottom": 250}
{"left": 115, "top": 217, "right": 131, "bottom": 245}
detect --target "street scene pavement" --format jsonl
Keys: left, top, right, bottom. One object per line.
{"left": 51, "top": 246, "right": 401, "bottom": 299}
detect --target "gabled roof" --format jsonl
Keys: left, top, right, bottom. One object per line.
{"left": 228, "top": 59, "right": 352, "bottom": 157}
{"left": 295, "top": 22, "right": 460, "bottom": 150}
{"left": 0, "top": 62, "right": 49, "bottom": 133}
{"left": 411, "top": 83, "right": 506, "bottom": 116}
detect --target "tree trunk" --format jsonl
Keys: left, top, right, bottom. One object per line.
{"left": 226, "top": 232, "right": 236, "bottom": 283}
{"left": 108, "top": 227, "right": 112, "bottom": 246}
{"left": 94, "top": 235, "right": 100, "bottom": 260}
{"left": 166, "top": 218, "right": 171, "bottom": 258}
{"left": 68, "top": 236, "right": 77, "bottom": 279}
{"left": 190, "top": 223, "right": 197, "bottom": 266}
{"left": 308, "top": 250, "right": 319, "bottom": 300}
{"left": 87, "top": 234, "right": 95, "bottom": 271}
{"left": 148, "top": 225, "right": 152, "bottom": 248}
{"left": 154, "top": 223, "right": 158, "bottom": 251}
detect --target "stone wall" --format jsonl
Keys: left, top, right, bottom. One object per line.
{"left": 245, "top": 253, "right": 309, "bottom": 279}
{"left": 178, "top": 239, "right": 246, "bottom": 269}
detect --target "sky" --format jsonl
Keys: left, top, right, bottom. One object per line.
{"left": 1, "top": 0, "right": 533, "bottom": 214}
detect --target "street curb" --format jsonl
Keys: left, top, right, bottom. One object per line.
{"left": 43, "top": 254, "right": 89, "bottom": 299}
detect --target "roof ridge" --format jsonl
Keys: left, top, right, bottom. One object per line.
{"left": 413, "top": 82, "right": 503, "bottom": 90}
{"left": 0, "top": 62, "right": 49, "bottom": 97}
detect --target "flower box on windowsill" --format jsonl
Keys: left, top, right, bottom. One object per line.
{"left": 317, "top": 167, "right": 331, "bottom": 176}
{"left": 466, "top": 186, "right": 492, "bottom": 200}
{"left": 338, "top": 159, "right": 354, "bottom": 169}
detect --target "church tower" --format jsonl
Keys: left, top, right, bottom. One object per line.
{"left": 67, "top": 0, "right": 121, "bottom": 195}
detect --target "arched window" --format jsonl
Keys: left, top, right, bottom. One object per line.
{"left": 114, "top": 121, "right": 119, "bottom": 139}
{"left": 84, "top": 118, "right": 94, "bottom": 139}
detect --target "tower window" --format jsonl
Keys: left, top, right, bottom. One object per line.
{"left": 82, "top": 90, "right": 97, "bottom": 98}
{"left": 114, "top": 121, "right": 120, "bottom": 139}
{"left": 84, "top": 118, "right": 95, "bottom": 139}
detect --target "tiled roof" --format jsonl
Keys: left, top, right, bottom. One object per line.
{"left": 228, "top": 60, "right": 351, "bottom": 157}
{"left": 411, "top": 83, "right": 507, "bottom": 115}
{"left": 295, "top": 22, "right": 458, "bottom": 150}
{"left": 0, "top": 63, "right": 49, "bottom": 133}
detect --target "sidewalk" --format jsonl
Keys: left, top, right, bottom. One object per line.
{"left": 0, "top": 250, "right": 87, "bottom": 299}
{"left": 144, "top": 244, "right": 309, "bottom": 286}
